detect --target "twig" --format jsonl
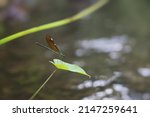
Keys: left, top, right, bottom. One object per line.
{"left": 0, "top": 0, "right": 109, "bottom": 45}
{"left": 29, "top": 69, "right": 57, "bottom": 100}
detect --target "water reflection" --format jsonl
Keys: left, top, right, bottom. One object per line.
{"left": 77, "top": 72, "right": 122, "bottom": 89}
{"left": 113, "top": 84, "right": 130, "bottom": 100}
{"left": 138, "top": 68, "right": 150, "bottom": 78}
{"left": 76, "top": 35, "right": 131, "bottom": 59}
{"left": 82, "top": 83, "right": 132, "bottom": 100}
{"left": 76, "top": 72, "right": 129, "bottom": 100}
{"left": 83, "top": 88, "right": 113, "bottom": 100}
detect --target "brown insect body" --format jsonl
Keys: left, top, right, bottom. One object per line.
{"left": 46, "top": 34, "right": 64, "bottom": 56}
{"left": 46, "top": 34, "right": 61, "bottom": 54}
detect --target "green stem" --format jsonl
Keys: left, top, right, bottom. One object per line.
{"left": 29, "top": 69, "right": 57, "bottom": 100}
{"left": 0, "top": 0, "right": 109, "bottom": 45}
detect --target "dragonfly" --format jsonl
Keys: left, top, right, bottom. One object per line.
{"left": 36, "top": 34, "right": 64, "bottom": 56}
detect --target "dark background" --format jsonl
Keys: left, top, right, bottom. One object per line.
{"left": 0, "top": 0, "right": 150, "bottom": 99}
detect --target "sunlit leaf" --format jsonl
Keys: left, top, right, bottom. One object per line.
{"left": 50, "top": 59, "right": 91, "bottom": 77}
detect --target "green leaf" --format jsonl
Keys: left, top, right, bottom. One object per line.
{"left": 50, "top": 59, "right": 91, "bottom": 77}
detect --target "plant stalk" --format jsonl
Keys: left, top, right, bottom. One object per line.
{"left": 0, "top": 0, "right": 109, "bottom": 45}
{"left": 29, "top": 69, "right": 57, "bottom": 100}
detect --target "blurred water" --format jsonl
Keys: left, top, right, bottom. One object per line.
{"left": 0, "top": 0, "right": 150, "bottom": 100}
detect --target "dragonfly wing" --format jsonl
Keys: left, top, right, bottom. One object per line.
{"left": 46, "top": 34, "right": 60, "bottom": 53}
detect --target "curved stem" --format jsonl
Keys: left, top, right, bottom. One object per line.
{"left": 0, "top": 0, "right": 109, "bottom": 45}
{"left": 29, "top": 69, "right": 57, "bottom": 100}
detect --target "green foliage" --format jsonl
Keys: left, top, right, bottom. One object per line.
{"left": 0, "top": 0, "right": 109, "bottom": 45}
{"left": 50, "top": 59, "right": 91, "bottom": 77}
